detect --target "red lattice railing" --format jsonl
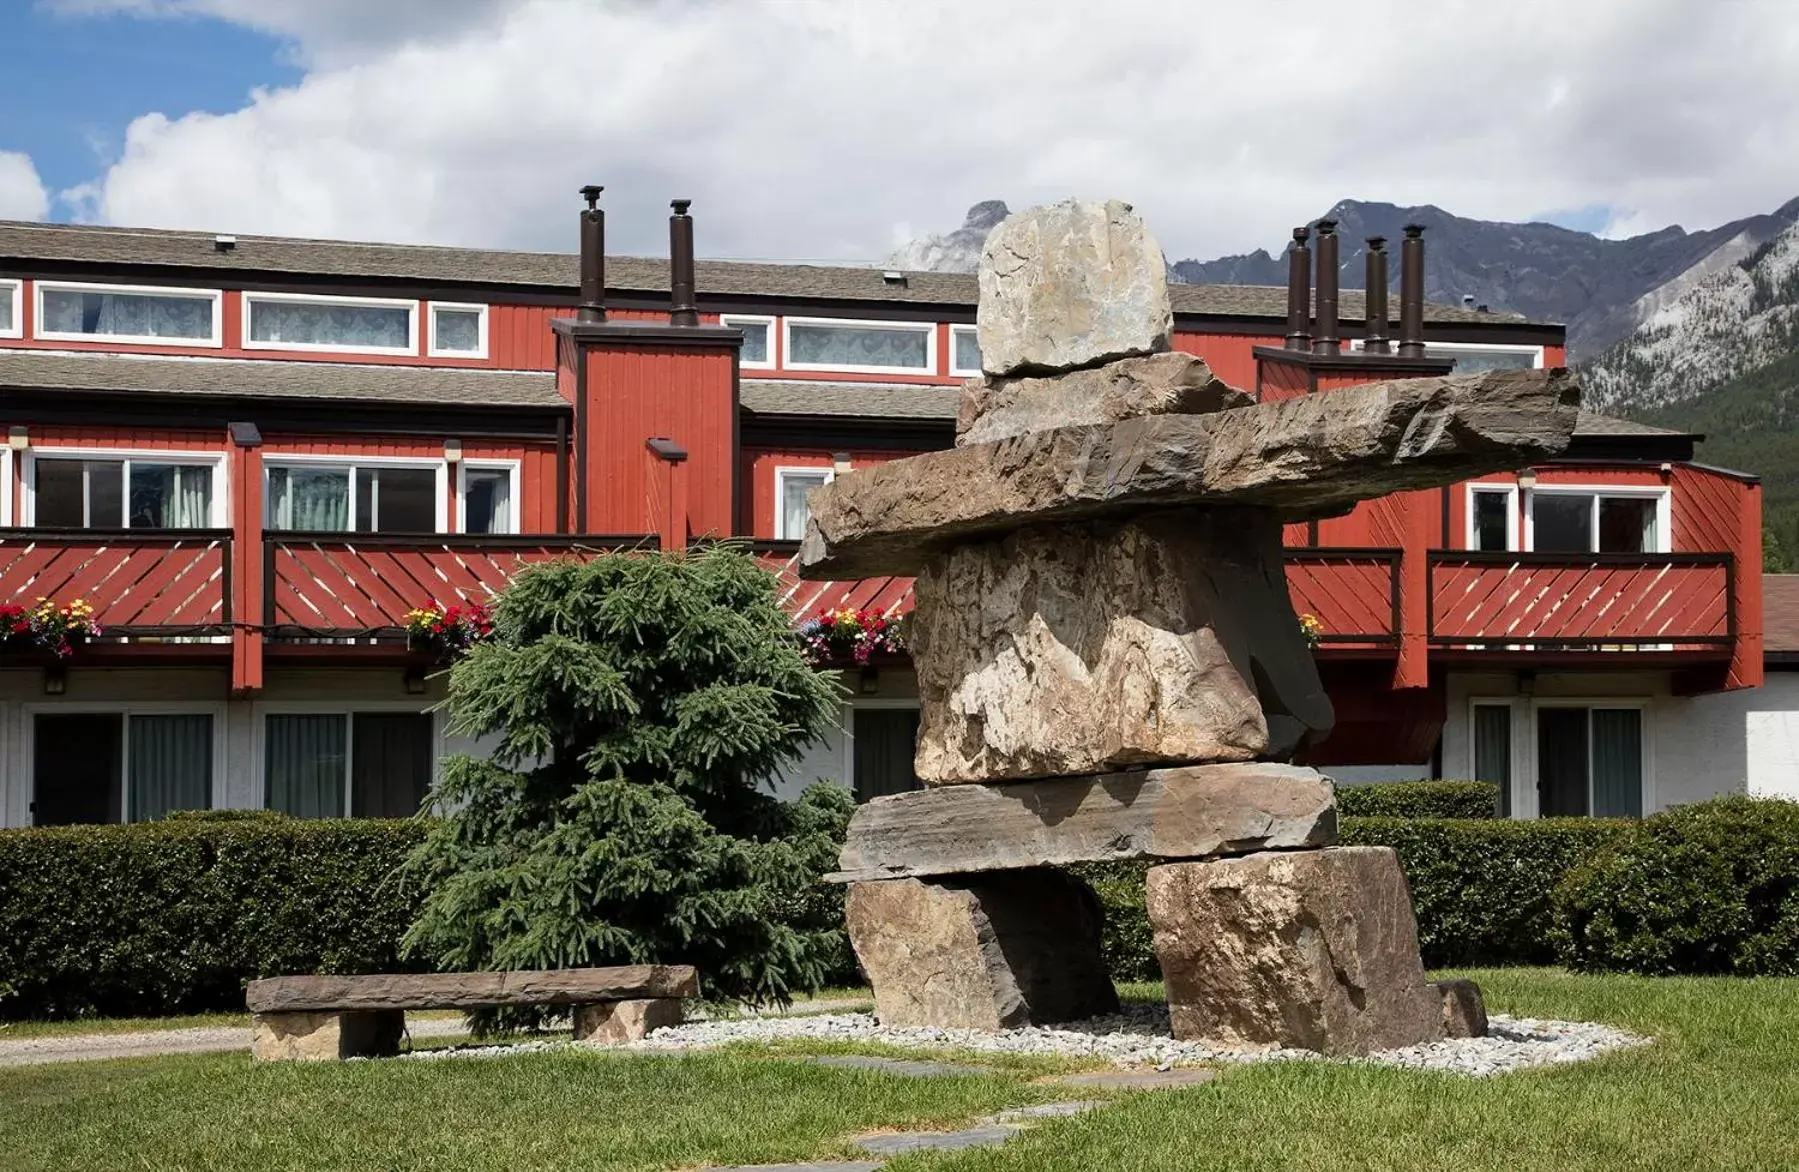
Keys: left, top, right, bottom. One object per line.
{"left": 1428, "top": 551, "right": 1734, "bottom": 648}
{"left": 0, "top": 528, "right": 231, "bottom": 636}
{"left": 265, "top": 534, "right": 650, "bottom": 638}
{"left": 751, "top": 541, "right": 915, "bottom": 622}
{"left": 1284, "top": 548, "right": 1402, "bottom": 646}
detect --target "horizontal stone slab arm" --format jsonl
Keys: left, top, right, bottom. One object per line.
{"left": 798, "top": 368, "right": 1578, "bottom": 579}
{"left": 245, "top": 965, "right": 699, "bottom": 1013}
{"left": 828, "top": 762, "right": 1337, "bottom": 882}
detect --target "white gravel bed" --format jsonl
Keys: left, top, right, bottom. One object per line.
{"left": 622, "top": 1005, "right": 1651, "bottom": 1078}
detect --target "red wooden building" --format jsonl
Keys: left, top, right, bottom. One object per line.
{"left": 0, "top": 197, "right": 1765, "bottom": 826}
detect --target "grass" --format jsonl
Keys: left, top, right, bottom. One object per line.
{"left": 0, "top": 969, "right": 1793, "bottom": 1171}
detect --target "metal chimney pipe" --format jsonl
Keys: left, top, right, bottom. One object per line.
{"left": 1284, "top": 226, "right": 1312, "bottom": 351}
{"left": 1397, "top": 224, "right": 1426, "bottom": 358}
{"left": 577, "top": 185, "right": 607, "bottom": 324}
{"left": 1311, "top": 220, "right": 1340, "bottom": 356}
{"left": 1364, "top": 236, "right": 1391, "bottom": 354}
{"left": 668, "top": 198, "right": 699, "bottom": 327}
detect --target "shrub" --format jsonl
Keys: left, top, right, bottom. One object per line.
{"left": 1335, "top": 780, "right": 1501, "bottom": 819}
{"left": 1553, "top": 796, "right": 1799, "bottom": 976}
{"left": 0, "top": 817, "right": 424, "bottom": 1020}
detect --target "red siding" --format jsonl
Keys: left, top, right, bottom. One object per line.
{"left": 1171, "top": 330, "right": 1275, "bottom": 392}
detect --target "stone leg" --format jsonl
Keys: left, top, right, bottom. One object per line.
{"left": 251, "top": 1010, "right": 405, "bottom": 1061}
{"left": 1434, "top": 978, "right": 1489, "bottom": 1038}
{"left": 909, "top": 507, "right": 1333, "bottom": 785}
{"left": 846, "top": 868, "right": 1118, "bottom": 1030}
{"left": 573, "top": 998, "right": 685, "bottom": 1044}
{"left": 1146, "top": 846, "right": 1443, "bottom": 1055}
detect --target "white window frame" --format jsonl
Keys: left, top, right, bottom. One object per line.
{"left": 24, "top": 702, "right": 229, "bottom": 823}
{"left": 241, "top": 291, "right": 420, "bottom": 356}
{"left": 0, "top": 277, "right": 21, "bottom": 339}
{"left": 33, "top": 280, "right": 223, "bottom": 348}
{"left": 948, "top": 324, "right": 981, "bottom": 377}
{"left": 455, "top": 459, "right": 522, "bottom": 535}
{"left": 775, "top": 465, "right": 835, "bottom": 541}
{"left": 426, "top": 301, "right": 489, "bottom": 359}
{"left": 782, "top": 315, "right": 937, "bottom": 376}
{"left": 264, "top": 453, "right": 449, "bottom": 534}
{"left": 0, "top": 448, "right": 12, "bottom": 528}
{"left": 1464, "top": 482, "right": 1521, "bottom": 551}
{"left": 720, "top": 314, "right": 777, "bottom": 371}
{"left": 1522, "top": 698, "right": 1654, "bottom": 820}
{"left": 251, "top": 701, "right": 443, "bottom": 818}
{"left": 1522, "top": 484, "right": 1672, "bottom": 555}
{"left": 23, "top": 446, "right": 230, "bottom": 529}
{"left": 1349, "top": 338, "right": 1545, "bottom": 369}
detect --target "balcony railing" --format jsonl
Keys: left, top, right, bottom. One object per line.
{"left": 1284, "top": 548, "right": 1401, "bottom": 647}
{"left": 0, "top": 528, "right": 231, "bottom": 638}
{"left": 1427, "top": 551, "right": 1734, "bottom": 650}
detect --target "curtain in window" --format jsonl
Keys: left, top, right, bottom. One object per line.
{"left": 463, "top": 469, "right": 511, "bottom": 534}
{"left": 852, "top": 708, "right": 922, "bottom": 802}
{"left": 249, "top": 301, "right": 410, "bottom": 349}
{"left": 129, "top": 714, "right": 212, "bottom": 821}
{"left": 731, "top": 321, "right": 769, "bottom": 364}
{"left": 0, "top": 285, "right": 13, "bottom": 329}
{"left": 782, "top": 475, "right": 826, "bottom": 541}
{"left": 1591, "top": 708, "right": 1643, "bottom": 818}
{"left": 266, "top": 714, "right": 346, "bottom": 818}
{"left": 788, "top": 324, "right": 928, "bottom": 369}
{"left": 433, "top": 308, "right": 481, "bottom": 353}
{"left": 1472, "top": 704, "right": 1512, "bottom": 816}
{"left": 351, "top": 713, "right": 435, "bottom": 818}
{"left": 269, "top": 467, "right": 351, "bottom": 531}
{"left": 953, "top": 330, "right": 981, "bottom": 372}
{"left": 42, "top": 289, "right": 212, "bottom": 340}
{"left": 128, "top": 465, "right": 212, "bottom": 528}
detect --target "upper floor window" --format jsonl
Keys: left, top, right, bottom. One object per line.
{"left": 784, "top": 317, "right": 934, "bottom": 374}
{"left": 1531, "top": 489, "right": 1665, "bottom": 555}
{"left": 776, "top": 467, "right": 833, "bottom": 540}
{"left": 428, "top": 302, "right": 487, "bottom": 358}
{"left": 1422, "top": 342, "right": 1543, "bottom": 372}
{"left": 36, "top": 282, "right": 221, "bottom": 347}
{"left": 458, "top": 463, "right": 517, "bottom": 534}
{"left": 0, "top": 278, "right": 20, "bottom": 338}
{"left": 267, "top": 460, "right": 442, "bottom": 532}
{"left": 1468, "top": 486, "right": 1516, "bottom": 551}
{"left": 721, "top": 314, "right": 774, "bottom": 369}
{"left": 31, "top": 454, "right": 218, "bottom": 528}
{"left": 244, "top": 293, "right": 417, "bottom": 355}
{"left": 950, "top": 325, "right": 981, "bottom": 376}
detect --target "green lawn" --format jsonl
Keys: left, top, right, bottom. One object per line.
{"left": 0, "top": 969, "right": 1793, "bottom": 1171}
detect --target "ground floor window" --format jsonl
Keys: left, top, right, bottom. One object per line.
{"left": 1472, "top": 702, "right": 1513, "bottom": 816}
{"left": 32, "top": 710, "right": 213, "bottom": 825}
{"left": 264, "top": 711, "right": 434, "bottom": 818}
{"left": 1537, "top": 705, "right": 1643, "bottom": 818}
{"left": 851, "top": 706, "right": 920, "bottom": 802}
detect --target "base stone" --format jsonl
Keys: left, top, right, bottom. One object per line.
{"left": 251, "top": 1009, "right": 405, "bottom": 1061}
{"left": 573, "top": 998, "right": 685, "bottom": 1044}
{"left": 1146, "top": 846, "right": 1443, "bottom": 1054}
{"left": 1435, "top": 978, "right": 1489, "bottom": 1038}
{"left": 846, "top": 869, "right": 1118, "bottom": 1030}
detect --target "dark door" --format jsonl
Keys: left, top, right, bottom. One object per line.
{"left": 1536, "top": 707, "right": 1590, "bottom": 817}
{"left": 853, "top": 708, "right": 921, "bottom": 802}
{"left": 351, "top": 713, "right": 435, "bottom": 817}
{"left": 34, "top": 713, "right": 124, "bottom": 825}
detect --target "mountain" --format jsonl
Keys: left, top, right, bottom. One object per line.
{"left": 890, "top": 197, "right": 1799, "bottom": 361}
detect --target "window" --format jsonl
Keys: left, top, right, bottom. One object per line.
{"left": 1472, "top": 703, "right": 1512, "bottom": 817}
{"left": 1536, "top": 705, "right": 1643, "bottom": 818}
{"left": 264, "top": 711, "right": 435, "bottom": 819}
{"left": 32, "top": 455, "right": 216, "bottom": 528}
{"left": 950, "top": 325, "right": 981, "bottom": 376}
{"left": 267, "top": 461, "right": 443, "bottom": 532}
{"left": 428, "top": 302, "right": 487, "bottom": 358}
{"left": 1468, "top": 486, "right": 1515, "bottom": 551}
{"left": 1423, "top": 344, "right": 1542, "bottom": 372}
{"left": 243, "top": 293, "right": 417, "bottom": 354}
{"left": 1527, "top": 489, "right": 1666, "bottom": 554}
{"left": 32, "top": 710, "right": 215, "bottom": 825}
{"left": 720, "top": 314, "right": 774, "bottom": 369}
{"left": 851, "top": 705, "right": 922, "bottom": 802}
{"left": 784, "top": 317, "right": 934, "bottom": 373}
{"left": 776, "top": 467, "right": 832, "bottom": 540}
{"left": 0, "top": 278, "right": 19, "bottom": 338}
{"left": 459, "top": 464, "right": 517, "bottom": 534}
{"left": 35, "top": 281, "right": 220, "bottom": 346}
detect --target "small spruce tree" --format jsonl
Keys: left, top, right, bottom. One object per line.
{"left": 402, "top": 545, "right": 851, "bottom": 1009}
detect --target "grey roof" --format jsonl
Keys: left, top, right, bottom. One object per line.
{"left": 1572, "top": 411, "right": 1692, "bottom": 439}
{"left": 0, "top": 220, "right": 1530, "bottom": 325}
{"left": 740, "top": 379, "right": 960, "bottom": 420}
{"left": 0, "top": 349, "right": 564, "bottom": 408}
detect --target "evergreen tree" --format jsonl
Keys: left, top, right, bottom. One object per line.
{"left": 402, "top": 545, "right": 851, "bottom": 1009}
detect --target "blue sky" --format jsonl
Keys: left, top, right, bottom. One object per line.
{"left": 0, "top": 3, "right": 297, "bottom": 215}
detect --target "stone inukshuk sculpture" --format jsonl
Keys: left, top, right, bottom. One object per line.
{"left": 800, "top": 199, "right": 1579, "bottom": 1052}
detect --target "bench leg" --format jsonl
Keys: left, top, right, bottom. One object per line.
{"left": 252, "top": 1010, "right": 406, "bottom": 1061}
{"left": 573, "top": 998, "right": 684, "bottom": 1045}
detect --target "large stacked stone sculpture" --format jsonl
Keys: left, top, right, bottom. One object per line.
{"left": 802, "top": 199, "right": 1579, "bottom": 1053}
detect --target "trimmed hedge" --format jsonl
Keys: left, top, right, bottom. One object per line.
{"left": 0, "top": 817, "right": 426, "bottom": 1020}
{"left": 1335, "top": 780, "right": 1501, "bottom": 820}
{"left": 1553, "top": 796, "right": 1799, "bottom": 976}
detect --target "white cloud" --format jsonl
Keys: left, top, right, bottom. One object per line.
{"left": 0, "top": 152, "right": 50, "bottom": 221}
{"left": 51, "top": 0, "right": 1799, "bottom": 264}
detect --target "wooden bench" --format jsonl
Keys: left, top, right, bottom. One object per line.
{"left": 244, "top": 965, "right": 699, "bottom": 1061}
